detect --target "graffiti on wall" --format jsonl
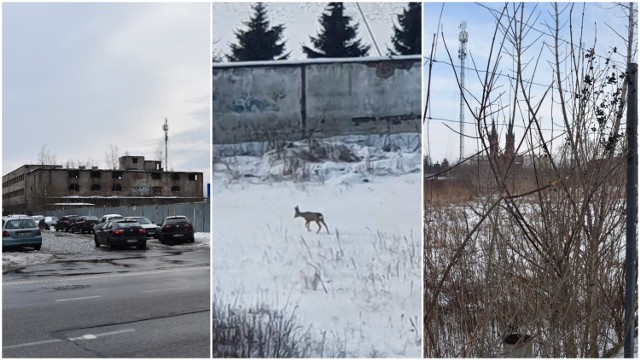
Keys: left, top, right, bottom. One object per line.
{"left": 228, "top": 92, "right": 285, "bottom": 114}
{"left": 131, "top": 186, "right": 151, "bottom": 196}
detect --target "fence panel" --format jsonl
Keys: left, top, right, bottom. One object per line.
{"left": 48, "top": 202, "right": 210, "bottom": 232}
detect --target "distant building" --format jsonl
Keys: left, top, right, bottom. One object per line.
{"left": 487, "top": 119, "right": 523, "bottom": 167}
{"left": 2, "top": 155, "right": 204, "bottom": 215}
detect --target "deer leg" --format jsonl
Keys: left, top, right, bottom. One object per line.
{"left": 305, "top": 221, "right": 311, "bottom": 232}
{"left": 316, "top": 220, "right": 322, "bottom": 233}
{"left": 321, "top": 220, "right": 330, "bottom": 234}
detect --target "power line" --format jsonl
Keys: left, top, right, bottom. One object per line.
{"left": 474, "top": 2, "right": 630, "bottom": 68}
{"left": 423, "top": 56, "right": 626, "bottom": 92}
{"left": 426, "top": 116, "right": 565, "bottom": 132}
{"left": 355, "top": 3, "right": 382, "bottom": 57}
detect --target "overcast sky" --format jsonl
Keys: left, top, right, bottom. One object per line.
{"left": 212, "top": 2, "right": 411, "bottom": 61}
{"left": 423, "top": 2, "right": 635, "bottom": 163}
{"left": 3, "top": 2, "right": 210, "bottom": 185}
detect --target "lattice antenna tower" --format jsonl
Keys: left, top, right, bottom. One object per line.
{"left": 163, "top": 118, "right": 169, "bottom": 171}
{"left": 458, "top": 21, "right": 468, "bottom": 161}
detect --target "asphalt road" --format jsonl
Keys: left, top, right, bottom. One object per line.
{"left": 3, "top": 230, "right": 211, "bottom": 358}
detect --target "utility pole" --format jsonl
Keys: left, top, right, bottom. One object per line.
{"left": 458, "top": 21, "right": 468, "bottom": 161}
{"left": 624, "top": 62, "right": 637, "bottom": 358}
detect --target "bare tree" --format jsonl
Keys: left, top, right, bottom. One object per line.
{"left": 424, "top": 3, "right": 635, "bottom": 357}
{"left": 37, "top": 144, "right": 57, "bottom": 165}
{"left": 105, "top": 144, "right": 120, "bottom": 170}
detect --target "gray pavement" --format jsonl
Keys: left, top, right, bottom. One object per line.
{"left": 3, "top": 229, "right": 211, "bottom": 358}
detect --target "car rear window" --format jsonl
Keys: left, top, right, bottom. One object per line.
{"left": 165, "top": 217, "right": 190, "bottom": 225}
{"left": 4, "top": 219, "right": 36, "bottom": 229}
{"left": 116, "top": 221, "right": 139, "bottom": 228}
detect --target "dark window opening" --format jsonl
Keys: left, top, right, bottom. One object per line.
{"left": 68, "top": 170, "right": 79, "bottom": 178}
{"left": 132, "top": 158, "right": 138, "bottom": 163}
{"left": 91, "top": 184, "right": 101, "bottom": 191}
{"left": 171, "top": 186, "right": 180, "bottom": 192}
{"left": 188, "top": 174, "right": 198, "bottom": 181}
{"left": 151, "top": 173, "right": 162, "bottom": 180}
{"left": 69, "top": 184, "right": 79, "bottom": 191}
{"left": 90, "top": 171, "right": 101, "bottom": 178}
{"left": 171, "top": 173, "right": 181, "bottom": 180}
{"left": 112, "top": 171, "right": 123, "bottom": 179}
{"left": 112, "top": 184, "right": 122, "bottom": 191}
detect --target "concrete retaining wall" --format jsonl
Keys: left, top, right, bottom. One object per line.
{"left": 213, "top": 56, "right": 421, "bottom": 144}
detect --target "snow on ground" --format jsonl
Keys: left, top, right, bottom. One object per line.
{"left": 2, "top": 252, "right": 55, "bottom": 273}
{"left": 2, "top": 231, "right": 210, "bottom": 272}
{"left": 212, "top": 133, "right": 422, "bottom": 357}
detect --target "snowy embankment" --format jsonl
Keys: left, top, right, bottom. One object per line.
{"left": 212, "top": 133, "right": 422, "bottom": 357}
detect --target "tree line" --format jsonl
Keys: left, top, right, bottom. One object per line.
{"left": 221, "top": 2, "right": 421, "bottom": 62}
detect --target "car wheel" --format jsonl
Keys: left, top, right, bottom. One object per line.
{"left": 137, "top": 241, "right": 146, "bottom": 250}
{"left": 107, "top": 239, "right": 114, "bottom": 251}
{"left": 94, "top": 235, "right": 100, "bottom": 247}
{"left": 33, "top": 245, "right": 41, "bottom": 251}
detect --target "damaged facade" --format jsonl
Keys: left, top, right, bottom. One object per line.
{"left": 2, "top": 155, "right": 204, "bottom": 214}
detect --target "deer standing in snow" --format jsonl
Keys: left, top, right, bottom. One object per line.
{"left": 294, "top": 206, "right": 330, "bottom": 234}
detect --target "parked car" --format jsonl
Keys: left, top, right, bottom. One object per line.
{"left": 44, "top": 216, "right": 58, "bottom": 228}
{"left": 124, "top": 216, "right": 160, "bottom": 239}
{"left": 70, "top": 216, "right": 99, "bottom": 234}
{"left": 31, "top": 215, "right": 45, "bottom": 225}
{"left": 93, "top": 214, "right": 124, "bottom": 233}
{"left": 158, "top": 216, "right": 195, "bottom": 244}
{"left": 2, "top": 217, "right": 42, "bottom": 250}
{"left": 94, "top": 219, "right": 147, "bottom": 250}
{"left": 3, "top": 214, "right": 30, "bottom": 219}
{"left": 55, "top": 215, "right": 80, "bottom": 232}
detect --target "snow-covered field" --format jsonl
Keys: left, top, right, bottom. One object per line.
{"left": 212, "top": 133, "right": 422, "bottom": 357}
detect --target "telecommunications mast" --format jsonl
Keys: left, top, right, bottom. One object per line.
{"left": 163, "top": 118, "right": 169, "bottom": 171}
{"left": 458, "top": 21, "right": 468, "bottom": 161}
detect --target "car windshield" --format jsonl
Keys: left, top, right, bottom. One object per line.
{"left": 84, "top": 216, "right": 98, "bottom": 221}
{"left": 4, "top": 219, "right": 36, "bottom": 229}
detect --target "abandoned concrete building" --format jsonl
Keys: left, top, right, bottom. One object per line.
{"left": 2, "top": 155, "right": 204, "bottom": 215}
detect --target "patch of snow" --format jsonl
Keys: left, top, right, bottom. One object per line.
{"left": 2, "top": 252, "right": 55, "bottom": 273}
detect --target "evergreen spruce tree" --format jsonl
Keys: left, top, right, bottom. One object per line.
{"left": 388, "top": 3, "right": 421, "bottom": 56}
{"left": 302, "top": 2, "right": 370, "bottom": 58}
{"left": 227, "top": 3, "right": 289, "bottom": 62}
